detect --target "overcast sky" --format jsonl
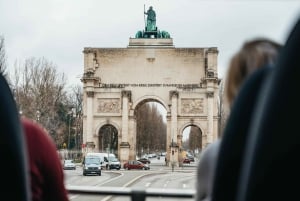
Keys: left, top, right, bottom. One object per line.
{"left": 1, "top": 0, "right": 299, "bottom": 88}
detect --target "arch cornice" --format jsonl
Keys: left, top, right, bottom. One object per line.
{"left": 178, "top": 121, "right": 203, "bottom": 135}
{"left": 94, "top": 120, "right": 121, "bottom": 136}
{"left": 132, "top": 95, "right": 169, "bottom": 112}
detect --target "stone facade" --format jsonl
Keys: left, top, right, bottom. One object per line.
{"left": 81, "top": 38, "right": 219, "bottom": 166}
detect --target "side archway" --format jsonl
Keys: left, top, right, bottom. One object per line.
{"left": 180, "top": 123, "right": 203, "bottom": 160}
{"left": 97, "top": 124, "right": 119, "bottom": 157}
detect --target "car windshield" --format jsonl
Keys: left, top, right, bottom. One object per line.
{"left": 65, "top": 160, "right": 73, "bottom": 164}
{"left": 85, "top": 157, "right": 100, "bottom": 165}
{"left": 110, "top": 158, "right": 118, "bottom": 162}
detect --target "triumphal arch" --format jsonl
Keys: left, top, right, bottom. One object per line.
{"left": 81, "top": 7, "right": 219, "bottom": 165}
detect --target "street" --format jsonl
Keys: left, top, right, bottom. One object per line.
{"left": 64, "top": 156, "right": 198, "bottom": 201}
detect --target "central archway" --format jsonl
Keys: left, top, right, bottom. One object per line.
{"left": 134, "top": 100, "right": 167, "bottom": 159}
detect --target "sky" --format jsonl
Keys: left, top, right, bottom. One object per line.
{"left": 1, "top": 0, "right": 299, "bottom": 89}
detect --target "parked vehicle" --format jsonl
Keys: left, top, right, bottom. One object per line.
{"left": 123, "top": 160, "right": 150, "bottom": 170}
{"left": 183, "top": 158, "right": 191, "bottom": 164}
{"left": 63, "top": 159, "right": 76, "bottom": 170}
{"left": 137, "top": 158, "right": 151, "bottom": 164}
{"left": 108, "top": 157, "right": 121, "bottom": 170}
{"left": 187, "top": 155, "right": 195, "bottom": 162}
{"left": 86, "top": 152, "right": 119, "bottom": 170}
{"left": 82, "top": 156, "right": 102, "bottom": 176}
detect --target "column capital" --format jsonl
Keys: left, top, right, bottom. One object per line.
{"left": 169, "top": 90, "right": 178, "bottom": 100}
{"left": 207, "top": 92, "right": 214, "bottom": 98}
{"left": 87, "top": 91, "right": 94, "bottom": 97}
{"left": 122, "top": 90, "right": 132, "bottom": 102}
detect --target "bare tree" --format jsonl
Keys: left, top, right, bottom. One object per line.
{"left": 0, "top": 35, "right": 7, "bottom": 76}
{"left": 11, "top": 57, "right": 68, "bottom": 147}
{"left": 66, "top": 84, "right": 83, "bottom": 150}
{"left": 188, "top": 126, "right": 202, "bottom": 153}
{"left": 136, "top": 102, "right": 166, "bottom": 156}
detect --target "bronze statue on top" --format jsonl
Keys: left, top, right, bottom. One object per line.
{"left": 144, "top": 6, "right": 156, "bottom": 31}
{"left": 135, "top": 5, "right": 171, "bottom": 39}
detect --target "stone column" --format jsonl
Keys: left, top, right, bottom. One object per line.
{"left": 170, "top": 91, "right": 178, "bottom": 143}
{"left": 86, "top": 91, "right": 95, "bottom": 152}
{"left": 120, "top": 90, "right": 131, "bottom": 163}
{"left": 128, "top": 106, "right": 135, "bottom": 160}
{"left": 169, "top": 91, "right": 179, "bottom": 167}
{"left": 206, "top": 92, "right": 214, "bottom": 146}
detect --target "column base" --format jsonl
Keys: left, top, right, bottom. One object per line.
{"left": 120, "top": 142, "right": 130, "bottom": 148}
{"left": 119, "top": 142, "right": 130, "bottom": 165}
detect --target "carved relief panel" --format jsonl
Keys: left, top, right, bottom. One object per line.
{"left": 97, "top": 98, "right": 121, "bottom": 113}
{"left": 181, "top": 98, "right": 204, "bottom": 114}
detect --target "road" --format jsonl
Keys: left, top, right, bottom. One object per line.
{"left": 64, "top": 156, "right": 198, "bottom": 201}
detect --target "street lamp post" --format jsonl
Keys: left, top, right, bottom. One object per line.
{"left": 68, "top": 113, "right": 71, "bottom": 149}
{"left": 68, "top": 108, "right": 76, "bottom": 150}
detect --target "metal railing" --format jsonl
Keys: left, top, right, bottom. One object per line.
{"left": 67, "top": 185, "right": 195, "bottom": 201}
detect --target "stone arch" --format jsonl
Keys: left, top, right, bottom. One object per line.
{"left": 81, "top": 40, "right": 219, "bottom": 165}
{"left": 179, "top": 122, "right": 204, "bottom": 136}
{"left": 94, "top": 120, "right": 121, "bottom": 136}
{"left": 94, "top": 121, "right": 120, "bottom": 157}
{"left": 132, "top": 95, "right": 169, "bottom": 112}
{"left": 179, "top": 122, "right": 203, "bottom": 153}
{"left": 133, "top": 96, "right": 168, "bottom": 158}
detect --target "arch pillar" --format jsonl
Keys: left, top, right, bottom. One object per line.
{"left": 206, "top": 91, "right": 214, "bottom": 147}
{"left": 128, "top": 107, "right": 136, "bottom": 160}
{"left": 85, "top": 91, "right": 95, "bottom": 152}
{"left": 169, "top": 91, "right": 179, "bottom": 167}
{"left": 119, "top": 90, "right": 131, "bottom": 163}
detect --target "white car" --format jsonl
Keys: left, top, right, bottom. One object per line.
{"left": 63, "top": 159, "right": 76, "bottom": 170}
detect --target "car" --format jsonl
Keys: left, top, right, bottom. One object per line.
{"left": 187, "top": 155, "right": 195, "bottom": 162}
{"left": 123, "top": 160, "right": 150, "bottom": 170}
{"left": 63, "top": 159, "right": 76, "bottom": 170}
{"left": 82, "top": 156, "right": 102, "bottom": 176}
{"left": 137, "top": 158, "right": 151, "bottom": 164}
{"left": 108, "top": 157, "right": 121, "bottom": 170}
{"left": 86, "top": 152, "right": 117, "bottom": 170}
{"left": 182, "top": 158, "right": 191, "bottom": 164}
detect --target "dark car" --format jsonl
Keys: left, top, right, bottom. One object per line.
{"left": 82, "top": 156, "right": 102, "bottom": 176}
{"left": 123, "top": 160, "right": 150, "bottom": 170}
{"left": 137, "top": 158, "right": 151, "bottom": 164}
{"left": 183, "top": 158, "right": 191, "bottom": 164}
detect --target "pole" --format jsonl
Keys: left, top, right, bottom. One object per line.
{"left": 68, "top": 114, "right": 71, "bottom": 149}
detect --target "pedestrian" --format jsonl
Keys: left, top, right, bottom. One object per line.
{"left": 195, "top": 38, "right": 282, "bottom": 201}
